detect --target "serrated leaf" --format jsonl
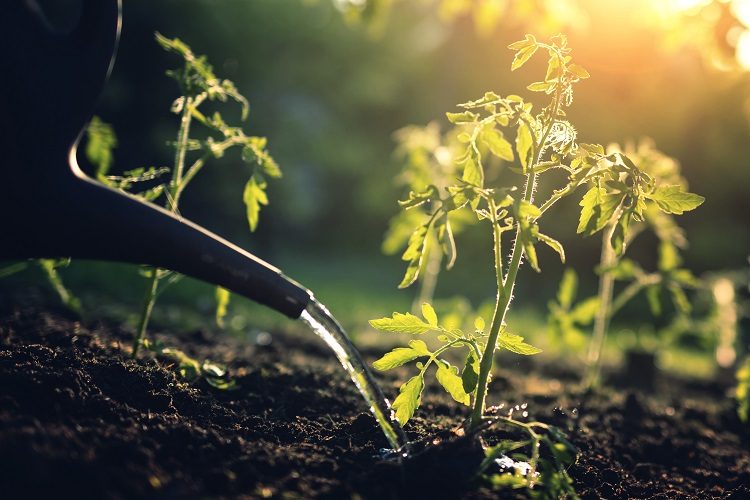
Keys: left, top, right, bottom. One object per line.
{"left": 461, "top": 155, "right": 484, "bottom": 187}
{"left": 568, "top": 64, "right": 590, "bottom": 79}
{"left": 436, "top": 360, "right": 471, "bottom": 405}
{"left": 497, "top": 331, "right": 542, "bottom": 355}
{"left": 243, "top": 175, "right": 268, "bottom": 232}
{"left": 215, "top": 287, "right": 230, "bottom": 328}
{"left": 369, "top": 312, "right": 435, "bottom": 334}
{"left": 577, "top": 187, "right": 623, "bottom": 236}
{"left": 399, "top": 224, "right": 429, "bottom": 288}
{"left": 461, "top": 351, "right": 480, "bottom": 393}
{"left": 538, "top": 232, "right": 565, "bottom": 263}
{"left": 511, "top": 44, "right": 538, "bottom": 71}
{"left": 515, "top": 122, "right": 533, "bottom": 173}
{"left": 446, "top": 111, "right": 478, "bottom": 124}
{"left": 392, "top": 375, "right": 424, "bottom": 425}
{"left": 610, "top": 210, "right": 630, "bottom": 256}
{"left": 399, "top": 186, "right": 438, "bottom": 210}
{"left": 373, "top": 340, "right": 431, "bottom": 371}
{"left": 481, "top": 128, "right": 514, "bottom": 162}
{"left": 527, "top": 81, "right": 556, "bottom": 93}
{"left": 508, "top": 34, "right": 537, "bottom": 51}
{"left": 421, "top": 303, "right": 438, "bottom": 327}
{"left": 645, "top": 185, "right": 705, "bottom": 215}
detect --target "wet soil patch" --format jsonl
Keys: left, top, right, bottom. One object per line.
{"left": 0, "top": 299, "right": 748, "bottom": 498}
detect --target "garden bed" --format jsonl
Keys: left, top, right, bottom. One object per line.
{"left": 0, "top": 297, "right": 748, "bottom": 499}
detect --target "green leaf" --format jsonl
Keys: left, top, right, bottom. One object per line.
{"left": 658, "top": 241, "right": 682, "bottom": 272}
{"left": 568, "top": 64, "right": 590, "bottom": 79}
{"left": 537, "top": 232, "right": 565, "bottom": 263}
{"left": 421, "top": 303, "right": 438, "bottom": 327}
{"left": 645, "top": 185, "right": 705, "bottom": 215}
{"left": 243, "top": 175, "right": 268, "bottom": 232}
{"left": 369, "top": 312, "right": 435, "bottom": 334}
{"left": 436, "top": 360, "right": 471, "bottom": 405}
{"left": 497, "top": 331, "right": 542, "bottom": 355}
{"left": 511, "top": 44, "right": 538, "bottom": 71}
{"left": 577, "top": 187, "right": 623, "bottom": 236}
{"left": 507, "top": 34, "right": 537, "bottom": 51}
{"left": 461, "top": 155, "right": 484, "bottom": 187}
{"left": 399, "top": 186, "right": 438, "bottom": 209}
{"left": 372, "top": 340, "right": 431, "bottom": 371}
{"left": 557, "top": 269, "right": 577, "bottom": 309}
{"left": 399, "top": 224, "right": 429, "bottom": 288}
{"left": 515, "top": 122, "right": 534, "bottom": 173}
{"left": 85, "top": 116, "right": 117, "bottom": 179}
{"left": 461, "top": 351, "right": 480, "bottom": 393}
{"left": 215, "top": 287, "right": 230, "bottom": 328}
{"left": 527, "top": 81, "right": 556, "bottom": 93}
{"left": 569, "top": 297, "right": 599, "bottom": 324}
{"left": 610, "top": 210, "right": 631, "bottom": 256}
{"left": 446, "top": 111, "right": 478, "bottom": 124}
{"left": 474, "top": 316, "right": 486, "bottom": 332}
{"left": 392, "top": 375, "right": 425, "bottom": 425}
{"left": 481, "top": 128, "right": 514, "bottom": 161}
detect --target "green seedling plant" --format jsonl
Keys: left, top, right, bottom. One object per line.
{"left": 370, "top": 33, "right": 703, "bottom": 492}
{"left": 140, "top": 338, "right": 238, "bottom": 390}
{"left": 120, "top": 33, "right": 282, "bottom": 358}
{"left": 0, "top": 259, "right": 81, "bottom": 314}
{"left": 560, "top": 140, "right": 705, "bottom": 388}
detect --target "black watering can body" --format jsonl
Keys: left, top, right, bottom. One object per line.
{"left": 0, "top": 0, "right": 312, "bottom": 318}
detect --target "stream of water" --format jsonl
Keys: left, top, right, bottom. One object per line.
{"left": 299, "top": 299, "right": 409, "bottom": 453}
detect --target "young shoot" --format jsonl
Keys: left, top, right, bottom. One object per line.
{"left": 370, "top": 34, "right": 704, "bottom": 491}
{"left": 123, "top": 33, "right": 281, "bottom": 358}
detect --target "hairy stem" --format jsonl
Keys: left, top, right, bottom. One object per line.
{"left": 132, "top": 96, "right": 194, "bottom": 358}
{"left": 132, "top": 269, "right": 159, "bottom": 358}
{"left": 469, "top": 73, "right": 563, "bottom": 429}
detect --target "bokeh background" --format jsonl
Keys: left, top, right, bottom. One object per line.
{"left": 3, "top": 0, "right": 749, "bottom": 371}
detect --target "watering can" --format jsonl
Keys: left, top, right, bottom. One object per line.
{"left": 0, "top": 0, "right": 312, "bottom": 319}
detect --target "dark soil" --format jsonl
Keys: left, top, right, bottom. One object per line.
{"left": 1, "top": 297, "right": 748, "bottom": 499}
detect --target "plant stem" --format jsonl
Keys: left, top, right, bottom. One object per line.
{"left": 132, "top": 269, "right": 159, "bottom": 358}
{"left": 468, "top": 71, "right": 564, "bottom": 430}
{"left": 583, "top": 222, "right": 617, "bottom": 388}
{"left": 132, "top": 96, "right": 194, "bottom": 358}
{"left": 469, "top": 176, "right": 536, "bottom": 430}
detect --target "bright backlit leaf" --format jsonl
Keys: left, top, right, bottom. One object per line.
{"left": 392, "top": 375, "right": 425, "bottom": 425}
{"left": 369, "top": 312, "right": 436, "bottom": 334}
{"left": 436, "top": 360, "right": 471, "bottom": 405}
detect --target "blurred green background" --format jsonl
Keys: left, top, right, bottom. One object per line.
{"left": 3, "top": 0, "right": 749, "bottom": 370}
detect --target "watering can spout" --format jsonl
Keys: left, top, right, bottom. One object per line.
{"left": 0, "top": 0, "right": 312, "bottom": 319}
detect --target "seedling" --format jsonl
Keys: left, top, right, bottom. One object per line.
{"left": 141, "top": 338, "right": 238, "bottom": 390}
{"left": 371, "top": 33, "right": 703, "bottom": 491}
{"left": 569, "top": 140, "right": 704, "bottom": 388}
{"left": 0, "top": 259, "right": 81, "bottom": 313}
{"left": 113, "top": 33, "right": 282, "bottom": 358}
